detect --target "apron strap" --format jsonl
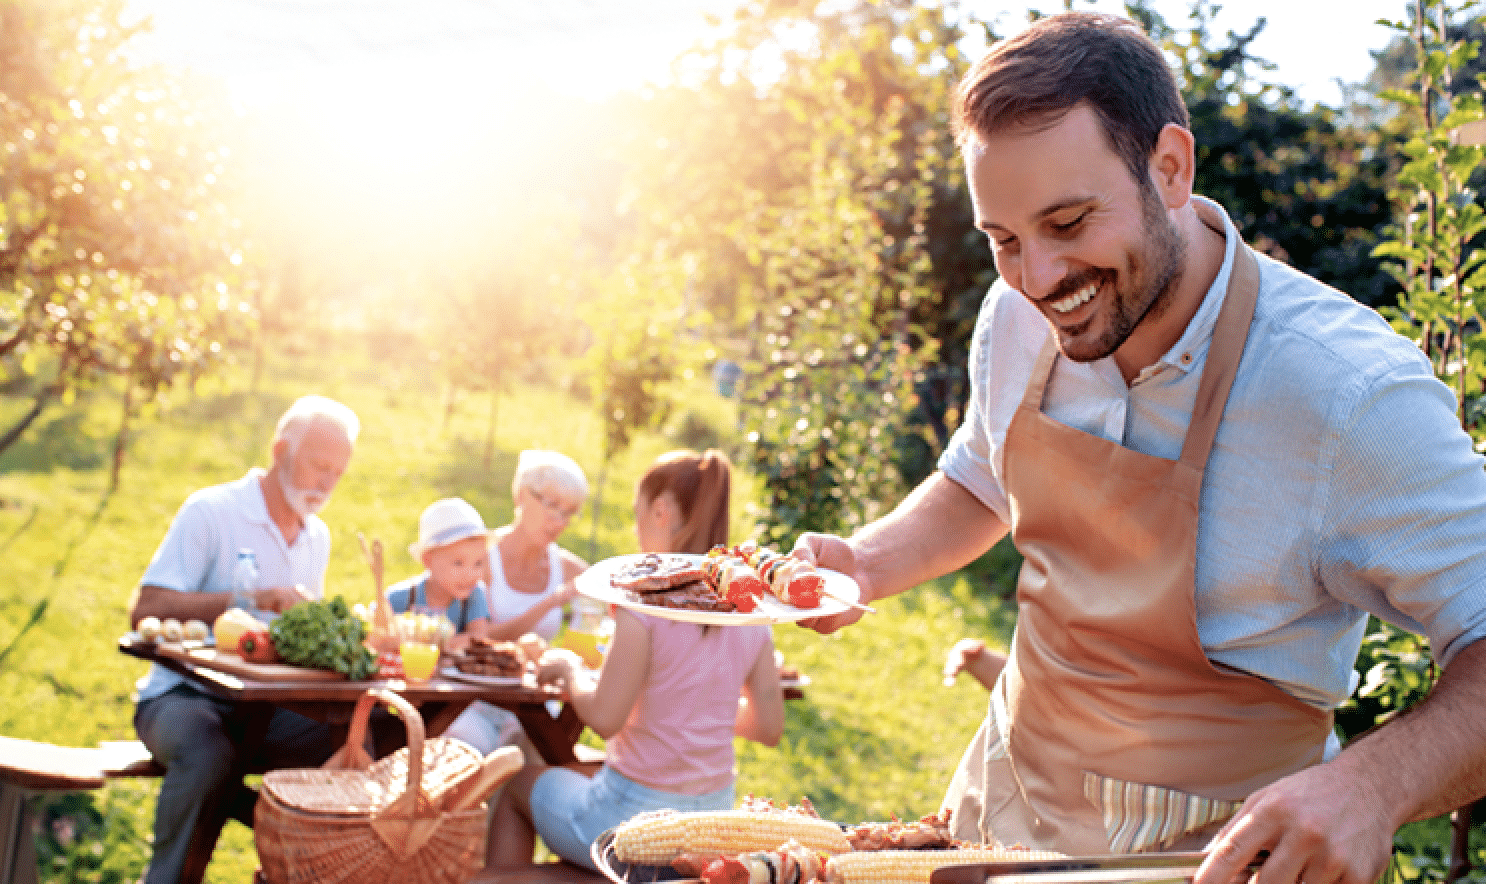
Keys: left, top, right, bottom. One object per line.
{"left": 1021, "top": 332, "right": 1061, "bottom": 411}
{"left": 1179, "top": 243, "right": 1260, "bottom": 471}
{"left": 1019, "top": 236, "right": 1258, "bottom": 468}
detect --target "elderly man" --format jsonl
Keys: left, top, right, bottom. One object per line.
{"left": 798, "top": 13, "right": 1486, "bottom": 884}
{"left": 128, "top": 394, "right": 358, "bottom": 884}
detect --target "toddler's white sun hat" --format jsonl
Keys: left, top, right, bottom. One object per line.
{"left": 409, "top": 497, "right": 493, "bottom": 559}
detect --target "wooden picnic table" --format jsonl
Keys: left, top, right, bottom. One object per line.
{"left": 117, "top": 634, "right": 587, "bottom": 884}
{"left": 119, "top": 634, "right": 584, "bottom": 762}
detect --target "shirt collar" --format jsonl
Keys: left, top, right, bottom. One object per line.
{"left": 1152, "top": 195, "right": 1239, "bottom": 379}
{"left": 241, "top": 467, "right": 276, "bottom": 527}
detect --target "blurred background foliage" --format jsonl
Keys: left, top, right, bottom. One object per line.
{"left": 4, "top": 0, "right": 1448, "bottom": 508}
{"left": 4, "top": 0, "right": 1486, "bottom": 878}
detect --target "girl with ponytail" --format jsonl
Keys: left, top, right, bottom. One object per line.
{"left": 488, "top": 450, "right": 785, "bottom": 873}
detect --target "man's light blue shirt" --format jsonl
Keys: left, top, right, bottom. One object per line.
{"left": 940, "top": 197, "right": 1486, "bottom": 709}
{"left": 133, "top": 469, "right": 331, "bottom": 702}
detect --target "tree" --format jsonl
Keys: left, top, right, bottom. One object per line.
{"left": 0, "top": 0, "right": 248, "bottom": 478}
{"left": 1365, "top": 1, "right": 1485, "bottom": 881}
{"left": 1126, "top": 1, "right": 1402, "bottom": 308}
{"left": 581, "top": 260, "right": 697, "bottom": 557}
{"left": 423, "top": 221, "right": 583, "bottom": 467}
{"left": 599, "top": 0, "right": 972, "bottom": 538}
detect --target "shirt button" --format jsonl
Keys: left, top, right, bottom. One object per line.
{"left": 1180, "top": 352, "right": 1193, "bottom": 365}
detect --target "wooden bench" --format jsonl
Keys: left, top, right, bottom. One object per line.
{"left": 0, "top": 737, "right": 164, "bottom": 884}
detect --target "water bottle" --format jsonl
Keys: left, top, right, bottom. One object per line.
{"left": 232, "top": 548, "right": 259, "bottom": 610}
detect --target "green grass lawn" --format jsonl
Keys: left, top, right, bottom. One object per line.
{"left": 0, "top": 344, "right": 1019, "bottom": 883}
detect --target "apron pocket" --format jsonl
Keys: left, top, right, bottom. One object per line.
{"left": 1082, "top": 772, "right": 1243, "bottom": 854}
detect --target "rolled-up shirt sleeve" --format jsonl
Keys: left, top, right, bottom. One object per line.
{"left": 938, "top": 287, "right": 1014, "bottom": 525}
{"left": 1317, "top": 359, "right": 1486, "bottom": 668}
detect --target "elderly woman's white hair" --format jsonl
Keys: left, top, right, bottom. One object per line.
{"left": 512, "top": 450, "right": 589, "bottom": 505}
{"left": 273, "top": 395, "right": 360, "bottom": 453}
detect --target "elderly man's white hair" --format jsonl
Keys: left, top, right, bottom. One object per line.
{"left": 273, "top": 395, "right": 360, "bottom": 454}
{"left": 512, "top": 450, "right": 589, "bottom": 503}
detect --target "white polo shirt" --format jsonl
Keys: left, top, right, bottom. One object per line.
{"left": 133, "top": 468, "right": 330, "bottom": 702}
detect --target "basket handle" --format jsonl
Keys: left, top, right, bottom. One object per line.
{"left": 330, "top": 688, "right": 428, "bottom": 806}
{"left": 348, "top": 689, "right": 447, "bottom": 859}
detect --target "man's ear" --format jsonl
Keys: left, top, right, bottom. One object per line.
{"left": 1149, "top": 122, "right": 1196, "bottom": 209}
{"left": 270, "top": 437, "right": 290, "bottom": 471}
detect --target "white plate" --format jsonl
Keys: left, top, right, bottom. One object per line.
{"left": 441, "top": 666, "right": 525, "bottom": 687}
{"left": 575, "top": 553, "right": 859, "bottom": 625}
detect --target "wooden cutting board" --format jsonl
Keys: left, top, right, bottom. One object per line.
{"left": 154, "top": 643, "right": 345, "bottom": 682}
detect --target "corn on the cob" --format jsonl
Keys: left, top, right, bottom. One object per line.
{"left": 613, "top": 810, "right": 852, "bottom": 864}
{"left": 824, "top": 848, "right": 1064, "bottom": 884}
{"left": 613, "top": 811, "right": 691, "bottom": 864}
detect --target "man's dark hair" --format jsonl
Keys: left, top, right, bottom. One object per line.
{"left": 952, "top": 12, "right": 1189, "bottom": 190}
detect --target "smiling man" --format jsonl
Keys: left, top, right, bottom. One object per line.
{"left": 796, "top": 12, "right": 1486, "bottom": 884}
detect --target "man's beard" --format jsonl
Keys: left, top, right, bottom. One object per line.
{"left": 1052, "top": 185, "right": 1185, "bottom": 363}
{"left": 276, "top": 459, "right": 329, "bottom": 517}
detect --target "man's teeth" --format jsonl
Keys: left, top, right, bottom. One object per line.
{"left": 1050, "top": 282, "right": 1098, "bottom": 314}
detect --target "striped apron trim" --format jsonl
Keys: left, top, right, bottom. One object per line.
{"left": 1082, "top": 772, "right": 1243, "bottom": 854}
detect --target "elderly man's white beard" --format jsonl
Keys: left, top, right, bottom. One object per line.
{"left": 276, "top": 459, "right": 329, "bottom": 517}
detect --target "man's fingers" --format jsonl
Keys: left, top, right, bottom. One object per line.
{"left": 790, "top": 533, "right": 824, "bottom": 565}
{"left": 1197, "top": 813, "right": 1273, "bottom": 884}
{"left": 796, "top": 607, "right": 864, "bottom": 635}
{"left": 1253, "top": 849, "right": 1306, "bottom": 884}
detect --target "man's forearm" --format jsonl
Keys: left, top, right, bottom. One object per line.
{"left": 852, "top": 472, "right": 1009, "bottom": 601}
{"left": 130, "top": 584, "right": 233, "bottom": 625}
{"left": 1340, "top": 637, "right": 1486, "bottom": 826}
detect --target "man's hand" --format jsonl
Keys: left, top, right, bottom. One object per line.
{"left": 943, "top": 638, "right": 1007, "bottom": 690}
{"left": 792, "top": 532, "right": 873, "bottom": 634}
{"left": 1200, "top": 639, "right": 1486, "bottom": 884}
{"left": 1196, "top": 761, "right": 1396, "bottom": 884}
{"left": 254, "top": 584, "right": 313, "bottom": 614}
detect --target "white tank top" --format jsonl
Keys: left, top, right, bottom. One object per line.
{"left": 486, "top": 542, "right": 565, "bottom": 641}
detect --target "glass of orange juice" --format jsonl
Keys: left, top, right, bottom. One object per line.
{"left": 399, "top": 641, "right": 440, "bottom": 680}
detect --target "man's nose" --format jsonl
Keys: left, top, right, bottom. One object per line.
{"left": 1019, "top": 240, "right": 1067, "bottom": 300}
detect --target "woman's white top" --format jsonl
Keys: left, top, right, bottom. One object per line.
{"left": 486, "top": 541, "right": 565, "bottom": 641}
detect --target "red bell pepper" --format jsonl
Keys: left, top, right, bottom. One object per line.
{"left": 239, "top": 630, "right": 279, "bottom": 664}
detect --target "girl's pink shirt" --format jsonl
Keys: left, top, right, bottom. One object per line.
{"left": 604, "top": 612, "right": 771, "bottom": 794}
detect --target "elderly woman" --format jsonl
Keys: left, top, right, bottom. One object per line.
{"left": 485, "top": 449, "right": 591, "bottom": 642}
{"left": 442, "top": 450, "right": 591, "bottom": 756}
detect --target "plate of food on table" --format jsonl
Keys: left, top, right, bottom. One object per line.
{"left": 575, "top": 541, "right": 866, "bottom": 626}
{"left": 440, "top": 637, "right": 536, "bottom": 686}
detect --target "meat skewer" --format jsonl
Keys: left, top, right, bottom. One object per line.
{"left": 735, "top": 542, "right": 875, "bottom": 614}
{"left": 703, "top": 551, "right": 767, "bottom": 612}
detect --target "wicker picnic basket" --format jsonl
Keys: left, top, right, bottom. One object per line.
{"left": 254, "top": 688, "right": 488, "bottom": 884}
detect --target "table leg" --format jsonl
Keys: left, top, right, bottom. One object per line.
{"left": 420, "top": 700, "right": 473, "bottom": 739}
{"left": 510, "top": 702, "right": 584, "bottom": 766}
{"left": 0, "top": 782, "right": 39, "bottom": 884}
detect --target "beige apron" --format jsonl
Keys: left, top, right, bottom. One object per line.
{"left": 945, "top": 232, "right": 1332, "bottom": 855}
